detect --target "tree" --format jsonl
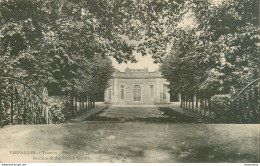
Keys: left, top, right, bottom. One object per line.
{"left": 0, "top": 0, "right": 132, "bottom": 97}
{"left": 0, "top": 0, "right": 49, "bottom": 85}
{"left": 161, "top": 0, "right": 259, "bottom": 98}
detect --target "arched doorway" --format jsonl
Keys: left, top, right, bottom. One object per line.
{"left": 133, "top": 85, "right": 141, "bottom": 102}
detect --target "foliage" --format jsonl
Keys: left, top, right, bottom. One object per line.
{"left": 0, "top": 80, "right": 48, "bottom": 125}
{"left": 0, "top": 0, "right": 121, "bottom": 126}
{"left": 80, "top": 55, "right": 114, "bottom": 96}
{"left": 0, "top": 0, "right": 188, "bottom": 96}
{"left": 47, "top": 96, "right": 71, "bottom": 123}
{"left": 0, "top": 0, "right": 258, "bottom": 124}
{"left": 0, "top": 0, "right": 117, "bottom": 97}
{"left": 211, "top": 94, "right": 231, "bottom": 122}
{"left": 161, "top": 0, "right": 259, "bottom": 97}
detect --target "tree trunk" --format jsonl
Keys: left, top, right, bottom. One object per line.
{"left": 0, "top": 79, "right": 2, "bottom": 128}
{"left": 195, "top": 94, "right": 199, "bottom": 112}
{"left": 82, "top": 96, "right": 85, "bottom": 110}
{"left": 93, "top": 95, "right": 96, "bottom": 108}
{"left": 192, "top": 94, "right": 194, "bottom": 111}
{"left": 180, "top": 93, "right": 182, "bottom": 108}
{"left": 15, "top": 89, "right": 20, "bottom": 124}
{"left": 89, "top": 98, "right": 92, "bottom": 108}
{"left": 10, "top": 80, "right": 14, "bottom": 124}
{"left": 188, "top": 96, "right": 191, "bottom": 110}
{"left": 91, "top": 98, "right": 93, "bottom": 108}
{"left": 208, "top": 96, "right": 212, "bottom": 117}
{"left": 75, "top": 96, "right": 78, "bottom": 113}
{"left": 208, "top": 96, "right": 211, "bottom": 118}
{"left": 185, "top": 95, "right": 187, "bottom": 109}
{"left": 70, "top": 95, "right": 74, "bottom": 116}
{"left": 199, "top": 97, "right": 203, "bottom": 115}
{"left": 86, "top": 95, "right": 89, "bottom": 110}
{"left": 204, "top": 99, "right": 207, "bottom": 116}
{"left": 183, "top": 95, "right": 185, "bottom": 108}
{"left": 81, "top": 96, "right": 84, "bottom": 110}
{"left": 184, "top": 95, "right": 186, "bottom": 108}
{"left": 88, "top": 97, "right": 91, "bottom": 109}
{"left": 253, "top": 86, "right": 258, "bottom": 122}
{"left": 248, "top": 90, "right": 253, "bottom": 122}
{"left": 23, "top": 85, "right": 26, "bottom": 124}
{"left": 79, "top": 95, "right": 82, "bottom": 111}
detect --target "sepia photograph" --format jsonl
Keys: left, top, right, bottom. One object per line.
{"left": 0, "top": 0, "right": 259, "bottom": 164}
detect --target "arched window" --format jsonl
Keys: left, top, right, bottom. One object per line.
{"left": 133, "top": 85, "right": 141, "bottom": 101}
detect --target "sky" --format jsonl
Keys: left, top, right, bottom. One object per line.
{"left": 110, "top": 52, "right": 159, "bottom": 72}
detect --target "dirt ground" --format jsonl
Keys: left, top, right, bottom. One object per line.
{"left": 0, "top": 122, "right": 259, "bottom": 163}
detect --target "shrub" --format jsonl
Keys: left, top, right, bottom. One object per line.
{"left": 47, "top": 96, "right": 72, "bottom": 124}
{"left": 211, "top": 94, "right": 231, "bottom": 122}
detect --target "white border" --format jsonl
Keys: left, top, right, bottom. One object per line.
{"left": 6, "top": 163, "right": 253, "bottom": 166}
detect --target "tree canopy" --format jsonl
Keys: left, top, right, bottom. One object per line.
{"left": 1, "top": 0, "right": 258, "bottom": 98}
{"left": 161, "top": 0, "right": 259, "bottom": 97}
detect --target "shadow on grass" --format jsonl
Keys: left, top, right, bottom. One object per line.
{"left": 85, "top": 107, "right": 200, "bottom": 123}
{"left": 159, "top": 107, "right": 199, "bottom": 123}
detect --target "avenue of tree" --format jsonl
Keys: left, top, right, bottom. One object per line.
{"left": 0, "top": 0, "right": 259, "bottom": 122}
{"left": 161, "top": 0, "right": 259, "bottom": 99}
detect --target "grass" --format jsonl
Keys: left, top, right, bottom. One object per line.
{"left": 85, "top": 107, "right": 201, "bottom": 123}
{"left": 0, "top": 123, "right": 258, "bottom": 163}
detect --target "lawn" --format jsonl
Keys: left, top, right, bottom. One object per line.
{"left": 0, "top": 122, "right": 258, "bottom": 163}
